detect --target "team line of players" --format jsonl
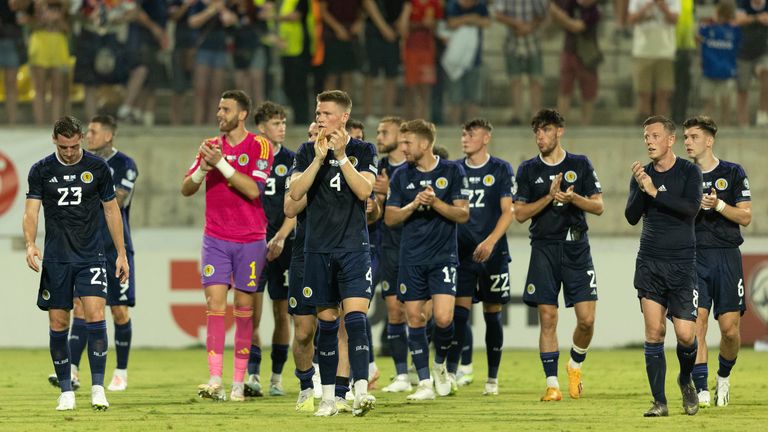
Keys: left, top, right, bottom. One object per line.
{"left": 25, "top": 90, "right": 751, "bottom": 418}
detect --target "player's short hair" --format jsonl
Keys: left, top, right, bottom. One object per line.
{"left": 90, "top": 114, "right": 117, "bottom": 133}
{"left": 716, "top": 0, "right": 736, "bottom": 20}
{"left": 682, "top": 115, "right": 718, "bottom": 137}
{"left": 317, "top": 90, "right": 352, "bottom": 113}
{"left": 400, "top": 119, "right": 437, "bottom": 146}
{"left": 221, "top": 90, "right": 252, "bottom": 116}
{"left": 643, "top": 115, "right": 676, "bottom": 134}
{"left": 531, "top": 109, "right": 565, "bottom": 130}
{"left": 380, "top": 116, "right": 403, "bottom": 126}
{"left": 433, "top": 145, "right": 450, "bottom": 159}
{"left": 463, "top": 117, "right": 493, "bottom": 133}
{"left": 253, "top": 101, "right": 286, "bottom": 125}
{"left": 53, "top": 116, "right": 83, "bottom": 138}
{"left": 346, "top": 118, "right": 365, "bottom": 132}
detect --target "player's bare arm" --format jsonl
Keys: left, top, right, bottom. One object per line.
{"left": 514, "top": 173, "right": 561, "bottom": 222}
{"left": 103, "top": 198, "right": 130, "bottom": 283}
{"left": 200, "top": 141, "right": 262, "bottom": 200}
{"left": 474, "top": 196, "right": 514, "bottom": 263}
{"left": 556, "top": 189, "right": 605, "bottom": 216}
{"left": 366, "top": 198, "right": 381, "bottom": 224}
{"left": 331, "top": 128, "right": 375, "bottom": 201}
{"left": 702, "top": 187, "right": 752, "bottom": 226}
{"left": 289, "top": 129, "right": 328, "bottom": 201}
{"left": 430, "top": 194, "right": 470, "bottom": 224}
{"left": 284, "top": 174, "right": 308, "bottom": 217}
{"left": 22, "top": 198, "right": 43, "bottom": 272}
{"left": 384, "top": 199, "right": 419, "bottom": 226}
{"left": 181, "top": 142, "right": 214, "bottom": 196}
{"left": 266, "top": 216, "right": 297, "bottom": 261}
{"left": 115, "top": 188, "right": 130, "bottom": 208}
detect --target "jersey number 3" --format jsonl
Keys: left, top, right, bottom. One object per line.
{"left": 57, "top": 187, "right": 82, "bottom": 206}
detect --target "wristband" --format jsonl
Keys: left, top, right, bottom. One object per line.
{"left": 190, "top": 166, "right": 206, "bottom": 184}
{"left": 215, "top": 158, "right": 236, "bottom": 179}
{"left": 715, "top": 199, "right": 726, "bottom": 213}
{"left": 338, "top": 156, "right": 349, "bottom": 167}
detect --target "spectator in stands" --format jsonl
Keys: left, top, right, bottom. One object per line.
{"left": 279, "top": 0, "right": 313, "bottom": 125}
{"left": 318, "top": 0, "right": 363, "bottom": 94}
{"left": 671, "top": 0, "right": 695, "bottom": 124}
{"left": 73, "top": 0, "right": 135, "bottom": 119}
{"left": 169, "top": 0, "right": 198, "bottom": 125}
{"left": 698, "top": 0, "right": 741, "bottom": 125}
{"left": 361, "top": 0, "right": 408, "bottom": 124}
{"left": 233, "top": 0, "right": 273, "bottom": 108}
{"left": 189, "top": 0, "right": 238, "bottom": 125}
{"left": 549, "top": 0, "right": 601, "bottom": 125}
{"left": 628, "top": 0, "right": 680, "bottom": 121}
{"left": 445, "top": 0, "right": 490, "bottom": 125}
{"left": 28, "top": 0, "right": 70, "bottom": 126}
{"left": 0, "top": 0, "right": 25, "bottom": 124}
{"left": 117, "top": 0, "right": 169, "bottom": 126}
{"left": 404, "top": 0, "right": 442, "bottom": 121}
{"left": 494, "top": 0, "right": 548, "bottom": 126}
{"left": 735, "top": 0, "right": 768, "bottom": 126}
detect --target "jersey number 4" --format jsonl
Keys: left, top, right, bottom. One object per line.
{"left": 330, "top": 173, "right": 342, "bottom": 192}
{"left": 57, "top": 187, "right": 82, "bottom": 206}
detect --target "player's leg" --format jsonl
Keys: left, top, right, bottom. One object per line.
{"left": 404, "top": 299, "right": 434, "bottom": 400}
{"left": 670, "top": 262, "right": 699, "bottom": 416}
{"left": 107, "top": 250, "right": 134, "bottom": 391}
{"left": 428, "top": 263, "right": 457, "bottom": 398}
{"left": 715, "top": 312, "right": 740, "bottom": 407}
{"left": 39, "top": 263, "right": 75, "bottom": 409}
{"left": 567, "top": 301, "right": 595, "bottom": 399}
{"left": 77, "top": 261, "right": 110, "bottom": 411}
{"left": 316, "top": 306, "right": 341, "bottom": 416}
{"left": 335, "top": 310, "right": 351, "bottom": 412}
{"left": 446, "top": 296, "right": 471, "bottom": 393}
{"left": 292, "top": 312, "right": 317, "bottom": 412}
{"left": 538, "top": 304, "right": 561, "bottom": 400}
{"left": 640, "top": 297, "right": 669, "bottom": 416}
{"left": 270, "top": 298, "right": 290, "bottom": 396}
{"left": 693, "top": 308, "right": 710, "bottom": 406}
{"left": 61, "top": 298, "right": 86, "bottom": 391}
{"left": 481, "top": 302, "right": 503, "bottom": 396}
{"left": 382, "top": 293, "right": 410, "bottom": 392}
{"left": 246, "top": 291, "right": 264, "bottom": 397}
{"left": 457, "top": 319, "right": 474, "bottom": 386}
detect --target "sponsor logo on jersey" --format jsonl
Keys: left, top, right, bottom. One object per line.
{"left": 238, "top": 154, "right": 249, "bottom": 166}
{"left": 483, "top": 174, "right": 495, "bottom": 186}
{"left": 348, "top": 156, "right": 358, "bottom": 167}
{"left": 658, "top": 185, "right": 667, "bottom": 192}
{"left": 203, "top": 264, "right": 215, "bottom": 277}
{"left": 48, "top": 177, "right": 58, "bottom": 183}
{"left": 564, "top": 170, "right": 578, "bottom": 183}
{"left": 526, "top": 283, "right": 536, "bottom": 295}
{"left": 715, "top": 178, "right": 728, "bottom": 190}
{"left": 435, "top": 177, "right": 448, "bottom": 189}
{"left": 275, "top": 164, "right": 288, "bottom": 176}
{"left": 535, "top": 177, "right": 544, "bottom": 184}
{"left": 81, "top": 171, "right": 93, "bottom": 184}
{"left": 257, "top": 159, "right": 268, "bottom": 170}
{"left": 289, "top": 297, "right": 297, "bottom": 308}
{"left": 42, "top": 289, "right": 51, "bottom": 300}
{"left": 302, "top": 287, "right": 313, "bottom": 298}
{"left": 399, "top": 283, "right": 407, "bottom": 294}
{"left": 469, "top": 176, "right": 481, "bottom": 184}
{"left": 64, "top": 174, "right": 76, "bottom": 182}
{"left": 406, "top": 183, "right": 415, "bottom": 190}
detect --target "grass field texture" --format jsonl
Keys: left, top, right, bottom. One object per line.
{"left": 1, "top": 348, "right": 766, "bottom": 432}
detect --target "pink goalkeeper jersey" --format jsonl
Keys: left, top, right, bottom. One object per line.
{"left": 186, "top": 132, "right": 274, "bottom": 242}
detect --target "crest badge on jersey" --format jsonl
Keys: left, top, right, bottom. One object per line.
{"left": 42, "top": 289, "right": 51, "bottom": 301}
{"left": 715, "top": 178, "right": 728, "bottom": 191}
{"left": 257, "top": 159, "right": 268, "bottom": 170}
{"left": 203, "top": 264, "right": 215, "bottom": 277}
{"left": 238, "top": 154, "right": 249, "bottom": 166}
{"left": 348, "top": 156, "right": 359, "bottom": 167}
{"left": 435, "top": 177, "right": 448, "bottom": 189}
{"left": 526, "top": 283, "right": 536, "bottom": 295}
{"left": 483, "top": 174, "right": 495, "bottom": 186}
{"left": 382, "top": 281, "right": 390, "bottom": 292}
{"left": 302, "top": 287, "right": 313, "bottom": 298}
{"left": 564, "top": 171, "right": 578, "bottom": 183}
{"left": 275, "top": 164, "right": 288, "bottom": 176}
{"left": 126, "top": 169, "right": 137, "bottom": 181}
{"left": 744, "top": 178, "right": 750, "bottom": 190}
{"left": 81, "top": 171, "right": 93, "bottom": 184}
{"left": 289, "top": 297, "right": 297, "bottom": 308}
{"left": 399, "top": 283, "right": 407, "bottom": 294}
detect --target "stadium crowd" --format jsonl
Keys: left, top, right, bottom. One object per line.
{"left": 1, "top": 0, "right": 768, "bottom": 127}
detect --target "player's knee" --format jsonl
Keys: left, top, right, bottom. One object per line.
{"left": 433, "top": 313, "right": 453, "bottom": 329}
{"left": 294, "top": 325, "right": 314, "bottom": 346}
{"left": 576, "top": 315, "right": 595, "bottom": 332}
{"left": 111, "top": 306, "right": 130, "bottom": 325}
{"left": 720, "top": 322, "right": 740, "bottom": 342}
{"left": 49, "top": 314, "right": 70, "bottom": 331}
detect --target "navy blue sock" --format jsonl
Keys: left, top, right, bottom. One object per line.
{"left": 388, "top": 323, "right": 409, "bottom": 375}
{"left": 718, "top": 354, "right": 737, "bottom": 378}
{"left": 335, "top": 376, "right": 349, "bottom": 399}
{"left": 692, "top": 363, "right": 708, "bottom": 393}
{"left": 248, "top": 345, "right": 262, "bottom": 375}
{"left": 68, "top": 318, "right": 87, "bottom": 368}
{"left": 644, "top": 342, "right": 667, "bottom": 404}
{"left": 677, "top": 338, "right": 698, "bottom": 381}
{"left": 114, "top": 320, "right": 132, "bottom": 370}
{"left": 365, "top": 316, "right": 374, "bottom": 363}
{"left": 484, "top": 312, "right": 503, "bottom": 379}
{"left": 540, "top": 351, "right": 559, "bottom": 378}
{"left": 425, "top": 317, "right": 435, "bottom": 346}
{"left": 87, "top": 320, "right": 108, "bottom": 386}
{"left": 271, "top": 344, "right": 289, "bottom": 375}
{"left": 408, "top": 326, "right": 430, "bottom": 381}
{"left": 295, "top": 366, "right": 315, "bottom": 391}
{"left": 461, "top": 319, "right": 473, "bottom": 366}
{"left": 433, "top": 322, "right": 455, "bottom": 365}
{"left": 312, "top": 325, "right": 319, "bottom": 364}
{"left": 50, "top": 328, "right": 72, "bottom": 392}
{"left": 317, "top": 319, "right": 339, "bottom": 385}
{"left": 446, "top": 307, "right": 469, "bottom": 373}
{"left": 570, "top": 347, "right": 587, "bottom": 364}
{"left": 344, "top": 311, "right": 370, "bottom": 382}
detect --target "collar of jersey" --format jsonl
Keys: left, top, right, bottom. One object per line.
{"left": 465, "top": 154, "right": 490, "bottom": 169}
{"left": 56, "top": 149, "right": 84, "bottom": 166}
{"left": 417, "top": 155, "right": 440, "bottom": 172}
{"left": 538, "top": 151, "right": 566, "bottom": 167}
{"left": 701, "top": 158, "right": 720, "bottom": 174}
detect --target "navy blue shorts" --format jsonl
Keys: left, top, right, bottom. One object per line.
{"left": 457, "top": 252, "right": 511, "bottom": 305}
{"left": 370, "top": 245, "right": 381, "bottom": 293}
{"left": 379, "top": 247, "right": 399, "bottom": 299}
{"left": 258, "top": 239, "right": 293, "bottom": 301}
{"left": 38, "top": 261, "right": 108, "bottom": 311}
{"left": 397, "top": 263, "right": 457, "bottom": 302}
{"left": 303, "top": 251, "right": 373, "bottom": 307}
{"left": 106, "top": 250, "right": 135, "bottom": 307}
{"left": 523, "top": 241, "right": 598, "bottom": 308}
{"left": 696, "top": 248, "right": 746, "bottom": 319}
{"left": 288, "top": 253, "right": 314, "bottom": 316}
{"left": 634, "top": 257, "right": 698, "bottom": 321}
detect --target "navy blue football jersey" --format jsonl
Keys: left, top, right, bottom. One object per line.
{"left": 293, "top": 137, "right": 378, "bottom": 252}
{"left": 375, "top": 155, "right": 407, "bottom": 253}
{"left": 458, "top": 156, "right": 515, "bottom": 260}
{"left": 285, "top": 173, "right": 307, "bottom": 257}
{"left": 27, "top": 151, "right": 116, "bottom": 263}
{"left": 696, "top": 160, "right": 751, "bottom": 248}
{"left": 514, "top": 152, "right": 601, "bottom": 242}
{"left": 100, "top": 150, "right": 137, "bottom": 254}
{"left": 263, "top": 145, "right": 296, "bottom": 239}
{"left": 625, "top": 157, "right": 703, "bottom": 262}
{"left": 388, "top": 157, "right": 469, "bottom": 265}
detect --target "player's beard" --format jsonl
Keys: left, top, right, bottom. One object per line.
{"left": 219, "top": 117, "right": 238, "bottom": 133}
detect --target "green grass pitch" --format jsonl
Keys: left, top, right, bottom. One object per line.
{"left": 2, "top": 348, "right": 766, "bottom": 431}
